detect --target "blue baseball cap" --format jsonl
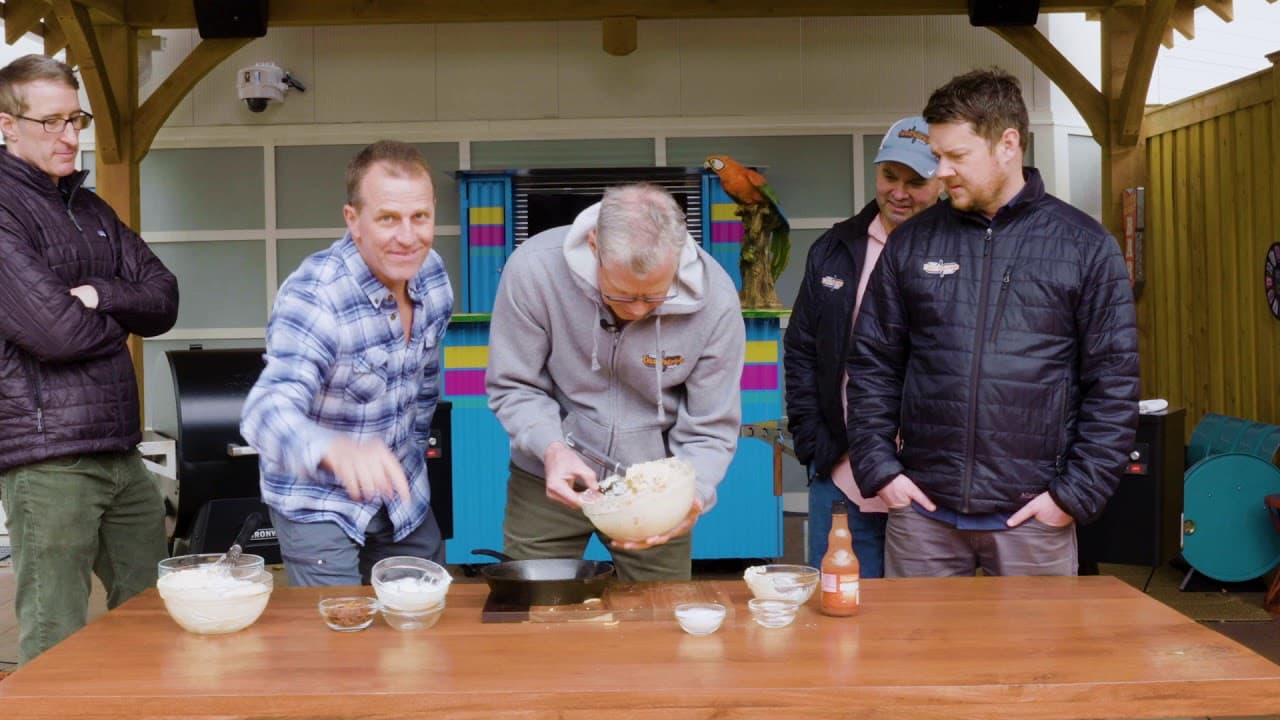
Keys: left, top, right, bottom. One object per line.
{"left": 873, "top": 116, "right": 937, "bottom": 179}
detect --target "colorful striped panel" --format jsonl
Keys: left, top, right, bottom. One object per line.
{"left": 444, "top": 345, "right": 488, "bottom": 368}
{"left": 470, "top": 224, "right": 505, "bottom": 247}
{"left": 445, "top": 368, "right": 487, "bottom": 396}
{"left": 744, "top": 340, "right": 777, "bottom": 364}
{"left": 469, "top": 206, "right": 505, "bottom": 225}
{"left": 710, "top": 203, "right": 741, "bottom": 222}
{"left": 740, "top": 364, "right": 778, "bottom": 391}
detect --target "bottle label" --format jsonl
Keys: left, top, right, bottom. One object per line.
{"left": 822, "top": 572, "right": 860, "bottom": 606}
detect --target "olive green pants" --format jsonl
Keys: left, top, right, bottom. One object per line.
{"left": 0, "top": 450, "right": 167, "bottom": 665}
{"left": 503, "top": 464, "right": 692, "bottom": 582}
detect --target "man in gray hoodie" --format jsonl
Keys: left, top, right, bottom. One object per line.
{"left": 487, "top": 183, "right": 746, "bottom": 581}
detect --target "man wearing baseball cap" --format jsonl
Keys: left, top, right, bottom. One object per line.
{"left": 783, "top": 117, "right": 941, "bottom": 576}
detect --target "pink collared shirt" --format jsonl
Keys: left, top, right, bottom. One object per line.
{"left": 830, "top": 214, "right": 889, "bottom": 513}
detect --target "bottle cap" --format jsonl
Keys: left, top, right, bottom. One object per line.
{"left": 831, "top": 499, "right": 848, "bottom": 514}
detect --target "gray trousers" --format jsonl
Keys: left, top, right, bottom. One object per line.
{"left": 269, "top": 506, "right": 444, "bottom": 586}
{"left": 884, "top": 504, "right": 1077, "bottom": 577}
{"left": 503, "top": 464, "right": 692, "bottom": 582}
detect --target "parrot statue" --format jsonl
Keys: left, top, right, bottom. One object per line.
{"left": 704, "top": 154, "right": 791, "bottom": 283}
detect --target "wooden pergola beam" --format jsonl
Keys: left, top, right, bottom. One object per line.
{"left": 75, "top": 0, "right": 124, "bottom": 23}
{"left": 131, "top": 37, "right": 252, "bottom": 163}
{"left": 4, "top": 0, "right": 52, "bottom": 45}
{"left": 119, "top": 0, "right": 1147, "bottom": 28}
{"left": 43, "top": 15, "right": 67, "bottom": 55}
{"left": 992, "top": 25, "right": 1109, "bottom": 142}
{"left": 52, "top": 0, "right": 122, "bottom": 162}
{"left": 1171, "top": 0, "right": 1196, "bottom": 40}
{"left": 1201, "top": 0, "right": 1233, "bottom": 22}
{"left": 1117, "top": 0, "right": 1177, "bottom": 144}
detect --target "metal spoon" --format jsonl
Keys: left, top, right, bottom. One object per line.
{"left": 563, "top": 433, "right": 628, "bottom": 495}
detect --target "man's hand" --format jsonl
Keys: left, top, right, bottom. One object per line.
{"left": 321, "top": 436, "right": 411, "bottom": 505}
{"left": 876, "top": 473, "right": 936, "bottom": 512}
{"left": 69, "top": 284, "right": 99, "bottom": 309}
{"left": 543, "top": 440, "right": 597, "bottom": 509}
{"left": 1007, "top": 491, "right": 1074, "bottom": 528}
{"left": 610, "top": 497, "right": 704, "bottom": 551}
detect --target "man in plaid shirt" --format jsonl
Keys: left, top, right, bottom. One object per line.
{"left": 241, "top": 140, "right": 453, "bottom": 586}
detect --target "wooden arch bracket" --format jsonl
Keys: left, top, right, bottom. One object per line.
{"left": 52, "top": 0, "right": 123, "bottom": 162}
{"left": 603, "top": 16, "right": 637, "bottom": 56}
{"left": 1116, "top": 0, "right": 1177, "bottom": 145}
{"left": 991, "top": 24, "right": 1108, "bottom": 143}
{"left": 132, "top": 37, "right": 251, "bottom": 163}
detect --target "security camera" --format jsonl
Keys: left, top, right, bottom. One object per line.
{"left": 236, "top": 63, "right": 305, "bottom": 113}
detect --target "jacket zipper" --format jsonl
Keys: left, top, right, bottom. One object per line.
{"left": 989, "top": 265, "right": 1013, "bottom": 344}
{"left": 64, "top": 179, "right": 84, "bottom": 232}
{"left": 32, "top": 361, "right": 45, "bottom": 433}
{"left": 960, "top": 227, "right": 994, "bottom": 512}
{"left": 606, "top": 316, "right": 625, "bottom": 459}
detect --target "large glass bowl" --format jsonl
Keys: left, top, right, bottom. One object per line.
{"left": 581, "top": 457, "right": 696, "bottom": 542}
{"left": 156, "top": 553, "right": 272, "bottom": 634}
{"left": 371, "top": 556, "right": 452, "bottom": 612}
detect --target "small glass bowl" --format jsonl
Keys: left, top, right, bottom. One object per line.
{"left": 371, "top": 556, "right": 452, "bottom": 612}
{"left": 318, "top": 596, "right": 378, "bottom": 632}
{"left": 674, "top": 602, "right": 727, "bottom": 636}
{"left": 381, "top": 601, "right": 445, "bottom": 631}
{"left": 748, "top": 598, "right": 800, "bottom": 628}
{"left": 743, "top": 564, "right": 820, "bottom": 603}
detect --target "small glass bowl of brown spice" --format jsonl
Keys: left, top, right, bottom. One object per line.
{"left": 318, "top": 596, "right": 379, "bottom": 632}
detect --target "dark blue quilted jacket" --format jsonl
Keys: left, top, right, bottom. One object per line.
{"left": 847, "top": 168, "right": 1139, "bottom": 523}
{"left": 0, "top": 147, "right": 178, "bottom": 471}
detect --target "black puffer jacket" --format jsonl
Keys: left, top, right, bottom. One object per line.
{"left": 847, "top": 168, "right": 1139, "bottom": 523}
{"left": 0, "top": 147, "right": 179, "bottom": 472}
{"left": 783, "top": 201, "right": 876, "bottom": 476}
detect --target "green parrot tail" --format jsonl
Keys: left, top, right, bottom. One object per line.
{"left": 769, "top": 227, "right": 791, "bottom": 282}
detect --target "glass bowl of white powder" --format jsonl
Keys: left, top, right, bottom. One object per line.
{"left": 370, "top": 556, "right": 452, "bottom": 612}
{"left": 156, "top": 553, "right": 272, "bottom": 634}
{"left": 581, "top": 457, "right": 697, "bottom": 542}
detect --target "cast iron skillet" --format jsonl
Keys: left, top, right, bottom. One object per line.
{"left": 471, "top": 549, "right": 614, "bottom": 606}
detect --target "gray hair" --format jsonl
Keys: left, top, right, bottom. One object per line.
{"left": 0, "top": 55, "right": 79, "bottom": 116}
{"left": 595, "top": 184, "right": 687, "bottom": 274}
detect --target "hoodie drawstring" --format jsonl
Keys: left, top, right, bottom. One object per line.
{"left": 654, "top": 315, "right": 665, "bottom": 423}
{"left": 590, "top": 317, "right": 602, "bottom": 372}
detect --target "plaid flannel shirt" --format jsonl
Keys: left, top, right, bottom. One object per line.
{"left": 241, "top": 234, "right": 453, "bottom": 543}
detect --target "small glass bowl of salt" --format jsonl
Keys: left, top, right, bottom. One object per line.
{"left": 674, "top": 602, "right": 727, "bottom": 635}
{"left": 370, "top": 556, "right": 452, "bottom": 612}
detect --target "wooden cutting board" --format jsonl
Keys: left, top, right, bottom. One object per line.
{"left": 480, "top": 581, "right": 736, "bottom": 623}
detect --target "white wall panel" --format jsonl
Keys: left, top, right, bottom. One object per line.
{"left": 140, "top": 30, "right": 196, "bottom": 127}
{"left": 190, "top": 28, "right": 316, "bottom": 126}
{"left": 556, "top": 20, "right": 681, "bottom": 119}
{"left": 677, "top": 18, "right": 803, "bottom": 117}
{"left": 921, "top": 16, "right": 1040, "bottom": 112}
{"left": 314, "top": 25, "right": 437, "bottom": 123}
{"left": 801, "top": 17, "right": 924, "bottom": 115}
{"left": 436, "top": 23, "right": 557, "bottom": 120}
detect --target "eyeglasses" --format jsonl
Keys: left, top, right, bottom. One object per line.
{"left": 14, "top": 112, "right": 93, "bottom": 134}
{"left": 600, "top": 288, "right": 679, "bottom": 305}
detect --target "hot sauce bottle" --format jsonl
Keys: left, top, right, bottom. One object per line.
{"left": 820, "top": 499, "right": 860, "bottom": 616}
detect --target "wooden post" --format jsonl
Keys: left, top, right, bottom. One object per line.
{"left": 1271, "top": 52, "right": 1280, "bottom": 253}
{"left": 90, "top": 25, "right": 147, "bottom": 425}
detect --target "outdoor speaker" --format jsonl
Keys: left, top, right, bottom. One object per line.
{"left": 967, "top": 0, "right": 1041, "bottom": 27}
{"left": 193, "top": 0, "right": 269, "bottom": 39}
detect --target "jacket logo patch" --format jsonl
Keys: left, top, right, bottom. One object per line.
{"left": 642, "top": 353, "right": 684, "bottom": 370}
{"left": 922, "top": 260, "right": 960, "bottom": 277}
{"left": 96, "top": 230, "right": 108, "bottom": 237}
{"left": 820, "top": 275, "right": 845, "bottom": 291}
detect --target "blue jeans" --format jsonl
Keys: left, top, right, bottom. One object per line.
{"left": 807, "top": 467, "right": 886, "bottom": 578}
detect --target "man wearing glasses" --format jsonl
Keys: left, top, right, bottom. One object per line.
{"left": 488, "top": 184, "right": 745, "bottom": 581}
{"left": 0, "top": 55, "right": 178, "bottom": 664}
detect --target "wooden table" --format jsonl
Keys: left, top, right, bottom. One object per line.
{"left": 2, "top": 576, "right": 1279, "bottom": 719}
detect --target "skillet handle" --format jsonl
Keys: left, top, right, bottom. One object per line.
{"left": 471, "top": 548, "right": 515, "bottom": 562}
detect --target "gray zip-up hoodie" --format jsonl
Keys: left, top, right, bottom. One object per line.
{"left": 487, "top": 202, "right": 746, "bottom": 511}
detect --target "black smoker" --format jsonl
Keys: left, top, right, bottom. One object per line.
{"left": 162, "top": 348, "right": 453, "bottom": 563}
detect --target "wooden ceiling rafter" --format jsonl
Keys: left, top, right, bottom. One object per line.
{"left": 51, "top": 0, "right": 121, "bottom": 162}
{"left": 4, "top": 0, "right": 52, "bottom": 45}
{"left": 1117, "top": 0, "right": 1178, "bottom": 144}
{"left": 42, "top": 14, "right": 65, "bottom": 54}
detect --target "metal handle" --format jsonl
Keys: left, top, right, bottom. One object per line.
{"left": 226, "top": 443, "right": 259, "bottom": 457}
{"left": 563, "top": 433, "right": 628, "bottom": 477}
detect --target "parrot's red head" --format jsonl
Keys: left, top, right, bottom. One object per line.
{"left": 704, "top": 154, "right": 745, "bottom": 175}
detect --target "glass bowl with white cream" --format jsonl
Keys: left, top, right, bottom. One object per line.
{"left": 156, "top": 553, "right": 273, "bottom": 634}
{"left": 370, "top": 556, "right": 452, "bottom": 612}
